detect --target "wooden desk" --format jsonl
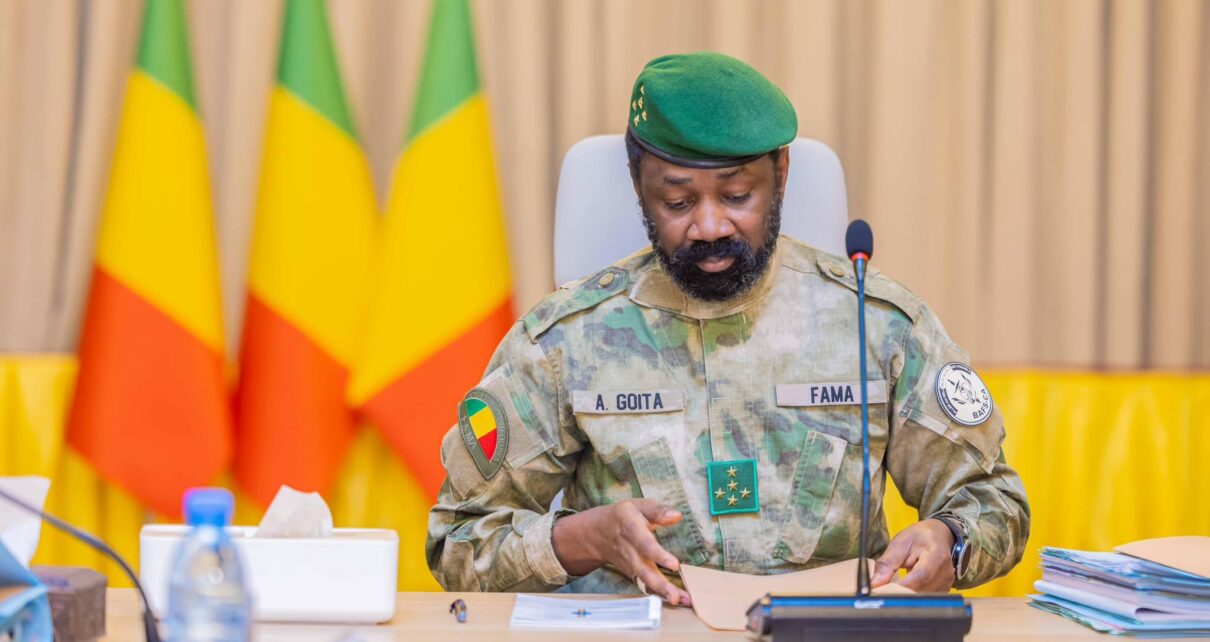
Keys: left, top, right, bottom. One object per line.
{"left": 100, "top": 589, "right": 1185, "bottom": 641}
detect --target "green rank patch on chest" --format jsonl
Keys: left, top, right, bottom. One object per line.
{"left": 706, "top": 459, "right": 759, "bottom": 516}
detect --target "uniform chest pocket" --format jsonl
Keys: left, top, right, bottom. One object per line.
{"left": 772, "top": 430, "right": 849, "bottom": 565}
{"left": 627, "top": 438, "right": 710, "bottom": 566}
{"left": 771, "top": 381, "right": 891, "bottom": 565}
{"left": 572, "top": 390, "right": 708, "bottom": 566}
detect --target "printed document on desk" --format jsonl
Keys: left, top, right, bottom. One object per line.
{"left": 509, "top": 594, "right": 662, "bottom": 629}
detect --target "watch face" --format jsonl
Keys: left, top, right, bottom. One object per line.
{"left": 955, "top": 541, "right": 973, "bottom": 579}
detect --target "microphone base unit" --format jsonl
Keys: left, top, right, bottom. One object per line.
{"left": 746, "top": 593, "right": 972, "bottom": 642}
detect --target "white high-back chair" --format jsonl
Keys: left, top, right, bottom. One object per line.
{"left": 553, "top": 136, "right": 850, "bottom": 286}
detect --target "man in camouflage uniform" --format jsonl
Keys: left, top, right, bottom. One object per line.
{"left": 427, "top": 52, "right": 1029, "bottom": 604}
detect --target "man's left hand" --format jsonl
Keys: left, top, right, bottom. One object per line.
{"left": 871, "top": 519, "right": 956, "bottom": 592}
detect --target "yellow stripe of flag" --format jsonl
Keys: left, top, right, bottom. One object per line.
{"left": 467, "top": 405, "right": 496, "bottom": 439}
{"left": 246, "top": 87, "right": 377, "bottom": 364}
{"left": 94, "top": 71, "right": 224, "bottom": 353}
{"left": 348, "top": 96, "right": 509, "bottom": 405}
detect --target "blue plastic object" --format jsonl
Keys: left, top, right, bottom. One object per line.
{"left": 0, "top": 540, "right": 52, "bottom": 642}
{"left": 165, "top": 487, "right": 252, "bottom": 642}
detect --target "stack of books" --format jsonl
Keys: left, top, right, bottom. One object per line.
{"left": 1031, "top": 545, "right": 1210, "bottom": 637}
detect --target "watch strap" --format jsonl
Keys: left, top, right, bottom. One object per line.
{"left": 934, "top": 513, "right": 966, "bottom": 545}
{"left": 932, "top": 513, "right": 971, "bottom": 580}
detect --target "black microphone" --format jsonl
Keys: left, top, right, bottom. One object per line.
{"left": 845, "top": 219, "right": 874, "bottom": 272}
{"left": 745, "top": 219, "right": 972, "bottom": 641}
{"left": 0, "top": 487, "right": 162, "bottom": 642}
{"left": 845, "top": 218, "right": 875, "bottom": 597}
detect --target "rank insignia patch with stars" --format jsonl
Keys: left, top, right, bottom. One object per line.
{"left": 707, "top": 459, "right": 759, "bottom": 516}
{"left": 935, "top": 362, "right": 994, "bottom": 426}
{"left": 458, "top": 389, "right": 510, "bottom": 480}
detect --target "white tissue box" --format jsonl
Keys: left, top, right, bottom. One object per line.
{"left": 139, "top": 525, "right": 398, "bottom": 623}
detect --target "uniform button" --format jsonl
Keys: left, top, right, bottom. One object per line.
{"left": 829, "top": 265, "right": 845, "bottom": 277}
{"left": 597, "top": 272, "right": 616, "bottom": 288}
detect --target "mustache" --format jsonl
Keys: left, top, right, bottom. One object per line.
{"left": 668, "top": 237, "right": 755, "bottom": 267}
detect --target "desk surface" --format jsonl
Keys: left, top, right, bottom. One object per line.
{"left": 101, "top": 589, "right": 1179, "bottom": 641}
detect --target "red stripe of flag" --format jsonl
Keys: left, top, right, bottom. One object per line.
{"left": 235, "top": 295, "right": 355, "bottom": 504}
{"left": 67, "top": 268, "right": 231, "bottom": 517}
{"left": 360, "top": 298, "right": 513, "bottom": 497}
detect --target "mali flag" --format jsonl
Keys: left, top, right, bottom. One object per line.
{"left": 234, "top": 0, "right": 378, "bottom": 507}
{"left": 67, "top": 0, "right": 230, "bottom": 518}
{"left": 349, "top": 0, "right": 513, "bottom": 499}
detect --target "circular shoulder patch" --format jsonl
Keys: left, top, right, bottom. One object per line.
{"left": 935, "top": 363, "right": 994, "bottom": 426}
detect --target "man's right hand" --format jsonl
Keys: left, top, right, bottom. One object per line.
{"left": 551, "top": 498, "right": 692, "bottom": 606}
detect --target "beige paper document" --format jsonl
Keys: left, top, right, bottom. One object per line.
{"left": 1116, "top": 536, "right": 1210, "bottom": 580}
{"left": 679, "top": 559, "right": 914, "bottom": 631}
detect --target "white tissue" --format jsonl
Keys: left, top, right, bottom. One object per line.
{"left": 254, "top": 485, "right": 334, "bottom": 538}
{"left": 0, "top": 476, "right": 51, "bottom": 568}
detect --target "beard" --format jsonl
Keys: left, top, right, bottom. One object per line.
{"left": 640, "top": 195, "right": 782, "bottom": 302}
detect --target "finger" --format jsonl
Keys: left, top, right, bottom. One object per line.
{"left": 634, "top": 531, "right": 681, "bottom": 572}
{"left": 617, "top": 546, "right": 675, "bottom": 599}
{"left": 634, "top": 561, "right": 682, "bottom": 604}
{"left": 639, "top": 566, "right": 692, "bottom": 606}
{"left": 633, "top": 499, "right": 682, "bottom": 526}
{"left": 620, "top": 548, "right": 692, "bottom": 606}
{"left": 899, "top": 550, "right": 950, "bottom": 592}
{"left": 619, "top": 512, "right": 680, "bottom": 568}
{"left": 872, "top": 533, "right": 914, "bottom": 586}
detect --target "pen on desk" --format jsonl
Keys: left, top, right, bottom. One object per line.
{"left": 450, "top": 598, "right": 468, "bottom": 623}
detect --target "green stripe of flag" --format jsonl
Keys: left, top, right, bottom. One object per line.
{"left": 465, "top": 398, "right": 487, "bottom": 415}
{"left": 277, "top": 0, "right": 358, "bottom": 139}
{"left": 407, "top": 0, "right": 480, "bottom": 142}
{"left": 136, "top": 0, "right": 197, "bottom": 109}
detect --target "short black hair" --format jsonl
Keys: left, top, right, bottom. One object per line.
{"left": 625, "top": 128, "right": 645, "bottom": 183}
{"left": 625, "top": 129, "right": 784, "bottom": 185}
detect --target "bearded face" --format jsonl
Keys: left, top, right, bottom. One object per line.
{"left": 630, "top": 146, "right": 788, "bottom": 302}
{"left": 641, "top": 195, "right": 782, "bottom": 301}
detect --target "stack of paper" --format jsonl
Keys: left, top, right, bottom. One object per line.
{"left": 509, "top": 594, "right": 662, "bottom": 630}
{"left": 1030, "top": 537, "right": 1210, "bottom": 637}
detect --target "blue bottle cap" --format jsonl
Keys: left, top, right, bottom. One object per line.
{"left": 183, "top": 487, "right": 234, "bottom": 527}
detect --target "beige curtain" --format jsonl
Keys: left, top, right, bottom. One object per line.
{"left": 1, "top": 0, "right": 1206, "bottom": 368}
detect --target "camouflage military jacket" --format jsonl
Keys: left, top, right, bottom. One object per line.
{"left": 426, "top": 236, "right": 1030, "bottom": 593}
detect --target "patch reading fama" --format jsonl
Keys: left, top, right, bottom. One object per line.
{"left": 458, "top": 389, "right": 510, "bottom": 479}
{"left": 935, "top": 362, "right": 994, "bottom": 426}
{"left": 776, "top": 381, "right": 888, "bottom": 407}
{"left": 571, "top": 390, "right": 684, "bottom": 414}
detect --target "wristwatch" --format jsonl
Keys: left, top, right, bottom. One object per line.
{"left": 933, "top": 513, "right": 972, "bottom": 582}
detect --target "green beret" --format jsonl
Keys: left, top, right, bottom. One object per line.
{"left": 627, "top": 52, "right": 797, "bottom": 168}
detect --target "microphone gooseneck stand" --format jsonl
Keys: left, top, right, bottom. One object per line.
{"left": 853, "top": 247, "right": 872, "bottom": 598}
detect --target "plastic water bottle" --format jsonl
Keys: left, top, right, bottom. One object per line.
{"left": 165, "top": 488, "right": 253, "bottom": 642}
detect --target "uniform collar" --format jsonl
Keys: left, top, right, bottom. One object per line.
{"left": 629, "top": 239, "right": 783, "bottom": 320}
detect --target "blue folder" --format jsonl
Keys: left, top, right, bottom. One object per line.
{"left": 0, "top": 539, "right": 51, "bottom": 642}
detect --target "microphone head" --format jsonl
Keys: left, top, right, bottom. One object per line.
{"left": 845, "top": 219, "right": 874, "bottom": 260}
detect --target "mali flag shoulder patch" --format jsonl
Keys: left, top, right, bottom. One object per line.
{"left": 458, "top": 388, "right": 510, "bottom": 480}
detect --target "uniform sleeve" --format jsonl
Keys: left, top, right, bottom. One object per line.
{"left": 425, "top": 322, "right": 585, "bottom": 592}
{"left": 885, "top": 306, "right": 1031, "bottom": 588}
